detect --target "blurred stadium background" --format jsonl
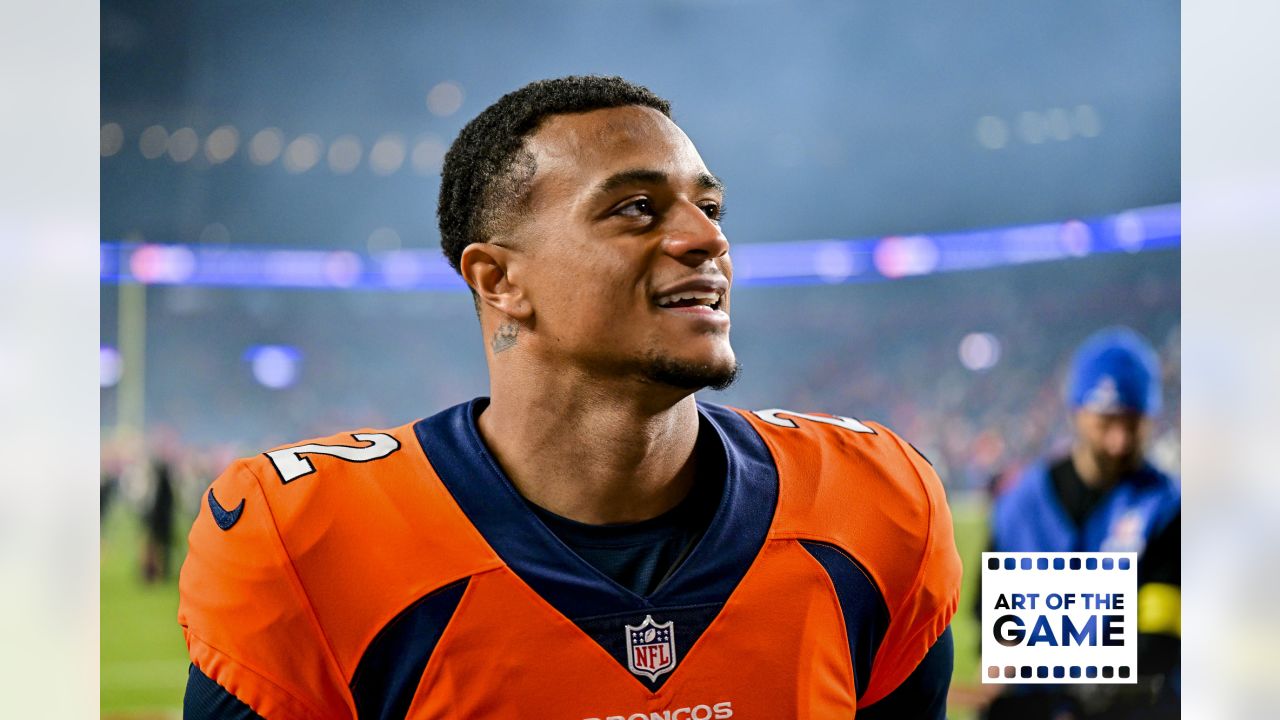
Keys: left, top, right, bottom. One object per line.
{"left": 99, "top": 2, "right": 1178, "bottom": 717}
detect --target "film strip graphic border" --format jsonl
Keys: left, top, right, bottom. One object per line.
{"left": 986, "top": 556, "right": 1132, "bottom": 571}
{"left": 987, "top": 665, "right": 1133, "bottom": 680}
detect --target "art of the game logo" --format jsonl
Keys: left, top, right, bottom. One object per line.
{"left": 626, "top": 615, "right": 676, "bottom": 681}
{"left": 981, "top": 552, "right": 1137, "bottom": 684}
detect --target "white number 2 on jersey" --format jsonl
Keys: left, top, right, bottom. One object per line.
{"left": 752, "top": 408, "right": 876, "bottom": 434}
{"left": 265, "top": 433, "right": 401, "bottom": 483}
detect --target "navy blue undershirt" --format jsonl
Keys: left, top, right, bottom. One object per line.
{"left": 524, "top": 418, "right": 725, "bottom": 597}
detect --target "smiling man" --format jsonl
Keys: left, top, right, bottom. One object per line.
{"left": 179, "top": 76, "right": 961, "bottom": 719}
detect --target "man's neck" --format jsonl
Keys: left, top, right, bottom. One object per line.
{"left": 477, "top": 371, "right": 702, "bottom": 525}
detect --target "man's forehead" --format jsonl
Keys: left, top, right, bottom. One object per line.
{"left": 526, "top": 106, "right": 707, "bottom": 183}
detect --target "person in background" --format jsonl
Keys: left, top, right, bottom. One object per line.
{"left": 142, "top": 455, "right": 176, "bottom": 583}
{"left": 100, "top": 445, "right": 121, "bottom": 526}
{"left": 983, "top": 326, "right": 1180, "bottom": 720}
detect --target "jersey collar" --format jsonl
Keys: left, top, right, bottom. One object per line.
{"left": 413, "top": 397, "right": 778, "bottom": 621}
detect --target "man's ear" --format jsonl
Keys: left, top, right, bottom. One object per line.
{"left": 459, "top": 242, "right": 533, "bottom": 320}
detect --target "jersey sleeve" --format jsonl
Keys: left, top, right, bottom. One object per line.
{"left": 738, "top": 408, "right": 963, "bottom": 709}
{"left": 855, "top": 424, "right": 962, "bottom": 707}
{"left": 177, "top": 459, "right": 355, "bottom": 720}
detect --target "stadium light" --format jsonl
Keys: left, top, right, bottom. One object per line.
{"left": 249, "top": 128, "right": 284, "bottom": 165}
{"left": 139, "top": 125, "right": 169, "bottom": 159}
{"left": 205, "top": 125, "right": 240, "bottom": 164}
{"left": 100, "top": 346, "right": 123, "bottom": 387}
{"left": 369, "top": 134, "right": 406, "bottom": 175}
{"left": 327, "top": 134, "right": 363, "bottom": 174}
{"left": 283, "top": 134, "right": 323, "bottom": 173}
{"left": 426, "top": 81, "right": 464, "bottom": 117}
{"left": 101, "top": 123, "right": 124, "bottom": 157}
{"left": 245, "top": 345, "right": 302, "bottom": 390}
{"left": 411, "top": 136, "right": 447, "bottom": 175}
{"left": 959, "top": 333, "right": 1001, "bottom": 372}
{"left": 167, "top": 127, "right": 199, "bottom": 162}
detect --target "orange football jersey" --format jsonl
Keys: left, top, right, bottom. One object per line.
{"left": 178, "top": 399, "right": 961, "bottom": 719}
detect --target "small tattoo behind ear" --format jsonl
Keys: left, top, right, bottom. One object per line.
{"left": 492, "top": 322, "right": 519, "bottom": 353}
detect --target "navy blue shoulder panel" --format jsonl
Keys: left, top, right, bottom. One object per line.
{"left": 184, "top": 663, "right": 264, "bottom": 720}
{"left": 655, "top": 401, "right": 778, "bottom": 605}
{"left": 350, "top": 577, "right": 469, "bottom": 720}
{"left": 799, "top": 540, "right": 891, "bottom": 699}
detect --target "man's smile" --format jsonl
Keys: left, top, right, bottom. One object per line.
{"left": 652, "top": 275, "right": 728, "bottom": 321}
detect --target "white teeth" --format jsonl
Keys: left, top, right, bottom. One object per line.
{"left": 657, "top": 290, "right": 721, "bottom": 308}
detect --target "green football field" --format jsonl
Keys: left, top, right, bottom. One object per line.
{"left": 100, "top": 495, "right": 990, "bottom": 718}
{"left": 101, "top": 504, "right": 189, "bottom": 719}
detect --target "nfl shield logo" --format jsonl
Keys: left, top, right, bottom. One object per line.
{"left": 625, "top": 615, "right": 676, "bottom": 681}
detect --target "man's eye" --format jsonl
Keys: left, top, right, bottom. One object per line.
{"left": 617, "top": 198, "right": 655, "bottom": 217}
{"left": 701, "top": 203, "right": 725, "bottom": 222}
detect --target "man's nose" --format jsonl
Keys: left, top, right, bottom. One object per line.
{"left": 1104, "top": 425, "right": 1137, "bottom": 457}
{"left": 660, "top": 200, "right": 730, "bottom": 265}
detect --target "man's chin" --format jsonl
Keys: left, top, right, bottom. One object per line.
{"left": 641, "top": 355, "right": 741, "bottom": 392}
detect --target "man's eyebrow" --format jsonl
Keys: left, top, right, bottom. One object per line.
{"left": 591, "top": 169, "right": 725, "bottom": 199}
{"left": 592, "top": 169, "right": 668, "bottom": 197}
{"left": 695, "top": 172, "right": 725, "bottom": 193}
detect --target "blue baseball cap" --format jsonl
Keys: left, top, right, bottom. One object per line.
{"left": 1067, "top": 327, "right": 1162, "bottom": 416}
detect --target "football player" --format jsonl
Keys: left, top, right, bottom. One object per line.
{"left": 180, "top": 76, "right": 961, "bottom": 719}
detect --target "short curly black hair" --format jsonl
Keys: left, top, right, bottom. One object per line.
{"left": 437, "top": 75, "right": 672, "bottom": 274}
